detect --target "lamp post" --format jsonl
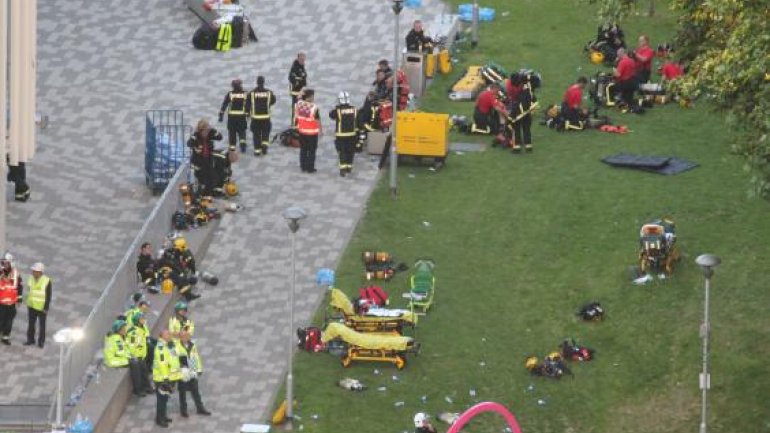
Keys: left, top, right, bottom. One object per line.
{"left": 281, "top": 206, "right": 308, "bottom": 430}
{"left": 389, "top": 0, "right": 403, "bottom": 198}
{"left": 471, "top": 0, "right": 479, "bottom": 48}
{"left": 695, "top": 254, "right": 720, "bottom": 433}
{"left": 52, "top": 327, "right": 84, "bottom": 433}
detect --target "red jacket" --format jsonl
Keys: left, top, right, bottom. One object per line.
{"left": 564, "top": 84, "right": 583, "bottom": 109}
{"left": 476, "top": 89, "right": 502, "bottom": 114}
{"left": 635, "top": 46, "right": 654, "bottom": 72}
{"left": 616, "top": 55, "right": 637, "bottom": 82}
{"left": 660, "top": 62, "right": 684, "bottom": 80}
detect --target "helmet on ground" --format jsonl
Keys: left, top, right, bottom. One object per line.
{"left": 224, "top": 181, "right": 239, "bottom": 197}
{"left": 112, "top": 320, "right": 127, "bottom": 334}
{"left": 338, "top": 91, "right": 351, "bottom": 105}
{"left": 173, "top": 237, "right": 188, "bottom": 251}
{"left": 590, "top": 50, "right": 605, "bottom": 65}
{"left": 414, "top": 413, "right": 428, "bottom": 427}
{"left": 161, "top": 278, "right": 175, "bottom": 293}
{"left": 175, "top": 301, "right": 188, "bottom": 312}
{"left": 547, "top": 351, "right": 562, "bottom": 361}
{"left": 525, "top": 356, "right": 539, "bottom": 371}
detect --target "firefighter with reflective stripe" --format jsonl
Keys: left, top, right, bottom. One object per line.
{"left": 105, "top": 320, "right": 149, "bottom": 397}
{"left": 507, "top": 73, "right": 537, "bottom": 153}
{"left": 187, "top": 119, "right": 223, "bottom": 196}
{"left": 471, "top": 83, "right": 507, "bottom": 134}
{"left": 176, "top": 330, "right": 211, "bottom": 417}
{"left": 329, "top": 92, "right": 358, "bottom": 177}
{"left": 288, "top": 52, "right": 308, "bottom": 125}
{"left": 294, "top": 89, "right": 322, "bottom": 173}
{"left": 356, "top": 91, "right": 379, "bottom": 152}
{"left": 6, "top": 155, "right": 31, "bottom": 202}
{"left": 245, "top": 76, "right": 276, "bottom": 156}
{"left": 219, "top": 79, "right": 248, "bottom": 153}
{"left": 0, "top": 252, "right": 22, "bottom": 345}
{"left": 24, "top": 262, "right": 51, "bottom": 348}
{"left": 169, "top": 301, "right": 195, "bottom": 339}
{"left": 153, "top": 329, "right": 182, "bottom": 428}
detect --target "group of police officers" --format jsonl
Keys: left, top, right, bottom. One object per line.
{"left": 217, "top": 52, "right": 374, "bottom": 178}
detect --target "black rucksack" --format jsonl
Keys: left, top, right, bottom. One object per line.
{"left": 231, "top": 16, "right": 244, "bottom": 48}
{"left": 192, "top": 24, "right": 217, "bottom": 50}
{"left": 577, "top": 302, "right": 604, "bottom": 321}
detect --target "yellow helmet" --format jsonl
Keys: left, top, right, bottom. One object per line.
{"left": 173, "top": 237, "right": 188, "bottom": 251}
{"left": 224, "top": 181, "right": 239, "bottom": 197}
{"left": 161, "top": 278, "right": 175, "bottom": 294}
{"left": 547, "top": 352, "right": 562, "bottom": 362}
{"left": 590, "top": 50, "right": 605, "bottom": 65}
{"left": 525, "top": 356, "right": 539, "bottom": 371}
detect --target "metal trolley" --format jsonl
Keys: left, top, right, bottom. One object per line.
{"left": 145, "top": 110, "right": 191, "bottom": 194}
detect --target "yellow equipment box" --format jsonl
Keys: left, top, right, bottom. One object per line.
{"left": 396, "top": 112, "right": 450, "bottom": 158}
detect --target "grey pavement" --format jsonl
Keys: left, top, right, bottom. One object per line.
{"left": 2, "top": 0, "right": 447, "bottom": 430}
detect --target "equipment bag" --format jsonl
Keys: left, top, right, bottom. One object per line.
{"left": 359, "top": 286, "right": 389, "bottom": 306}
{"left": 192, "top": 24, "right": 218, "bottom": 50}
{"left": 577, "top": 301, "right": 604, "bottom": 321}
{"left": 231, "top": 16, "right": 244, "bottom": 49}
{"left": 296, "top": 326, "right": 323, "bottom": 352}
{"left": 273, "top": 128, "right": 301, "bottom": 148}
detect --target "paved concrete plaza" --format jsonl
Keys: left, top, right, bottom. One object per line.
{"left": 3, "top": 0, "right": 447, "bottom": 431}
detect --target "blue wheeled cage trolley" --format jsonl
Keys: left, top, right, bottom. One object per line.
{"left": 145, "top": 110, "right": 191, "bottom": 194}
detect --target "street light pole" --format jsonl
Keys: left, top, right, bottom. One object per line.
{"left": 52, "top": 328, "right": 83, "bottom": 433}
{"left": 695, "top": 254, "right": 720, "bottom": 433}
{"left": 471, "top": 0, "right": 479, "bottom": 48}
{"left": 281, "top": 206, "right": 308, "bottom": 430}
{"left": 389, "top": 0, "right": 403, "bottom": 198}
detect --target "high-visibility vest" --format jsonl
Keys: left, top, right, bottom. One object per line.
{"left": 153, "top": 340, "right": 182, "bottom": 382}
{"left": 176, "top": 340, "right": 204, "bottom": 374}
{"left": 334, "top": 106, "right": 358, "bottom": 137}
{"left": 0, "top": 270, "right": 19, "bottom": 305}
{"left": 295, "top": 102, "right": 320, "bottom": 135}
{"left": 26, "top": 275, "right": 49, "bottom": 311}
{"left": 249, "top": 90, "right": 273, "bottom": 119}
{"left": 104, "top": 333, "right": 131, "bottom": 368}
{"left": 126, "top": 325, "right": 149, "bottom": 359}
{"left": 228, "top": 91, "right": 247, "bottom": 116}
{"left": 216, "top": 23, "right": 232, "bottom": 52}
{"left": 169, "top": 315, "right": 196, "bottom": 337}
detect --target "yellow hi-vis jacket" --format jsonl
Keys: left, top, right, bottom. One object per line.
{"left": 26, "top": 275, "right": 50, "bottom": 311}
{"left": 126, "top": 324, "right": 149, "bottom": 360}
{"left": 104, "top": 333, "right": 131, "bottom": 368}
{"left": 153, "top": 339, "right": 182, "bottom": 382}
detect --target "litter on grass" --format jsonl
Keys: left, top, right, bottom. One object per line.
{"left": 537, "top": 399, "right": 547, "bottom": 406}
{"left": 394, "top": 401, "right": 405, "bottom": 407}
{"left": 445, "top": 396, "right": 454, "bottom": 404}
{"left": 378, "top": 386, "right": 388, "bottom": 392}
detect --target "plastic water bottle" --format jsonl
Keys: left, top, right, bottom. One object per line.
{"left": 394, "top": 401, "right": 405, "bottom": 407}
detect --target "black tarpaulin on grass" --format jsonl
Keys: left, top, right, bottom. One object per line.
{"left": 601, "top": 153, "right": 699, "bottom": 175}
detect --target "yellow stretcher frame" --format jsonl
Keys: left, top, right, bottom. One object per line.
{"left": 328, "top": 288, "right": 417, "bottom": 333}
{"left": 322, "top": 323, "right": 417, "bottom": 370}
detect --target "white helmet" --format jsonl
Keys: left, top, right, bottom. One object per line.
{"left": 338, "top": 91, "right": 350, "bottom": 105}
{"left": 0, "top": 252, "right": 13, "bottom": 268}
{"left": 414, "top": 412, "right": 428, "bottom": 428}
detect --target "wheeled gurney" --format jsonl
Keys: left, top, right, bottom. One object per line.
{"left": 322, "top": 323, "right": 419, "bottom": 369}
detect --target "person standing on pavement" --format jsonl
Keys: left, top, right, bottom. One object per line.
{"left": 219, "top": 79, "right": 248, "bottom": 153}
{"left": 246, "top": 76, "right": 277, "bottom": 156}
{"left": 187, "top": 119, "right": 223, "bottom": 196}
{"left": 294, "top": 89, "right": 322, "bottom": 173}
{"left": 153, "top": 329, "right": 182, "bottom": 428}
{"left": 0, "top": 252, "right": 22, "bottom": 345}
{"left": 329, "top": 92, "right": 358, "bottom": 177}
{"left": 176, "top": 330, "right": 211, "bottom": 418}
{"left": 126, "top": 312, "right": 154, "bottom": 395}
{"left": 289, "top": 52, "right": 308, "bottom": 125}
{"left": 24, "top": 262, "right": 51, "bottom": 348}
{"left": 169, "top": 302, "right": 195, "bottom": 339}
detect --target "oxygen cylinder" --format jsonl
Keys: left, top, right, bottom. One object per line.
{"left": 424, "top": 52, "right": 437, "bottom": 78}
{"left": 438, "top": 49, "right": 452, "bottom": 75}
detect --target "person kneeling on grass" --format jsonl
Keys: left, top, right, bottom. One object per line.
{"left": 561, "top": 76, "right": 590, "bottom": 131}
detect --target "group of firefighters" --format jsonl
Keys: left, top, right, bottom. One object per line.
{"left": 0, "top": 252, "right": 52, "bottom": 348}
{"left": 472, "top": 31, "right": 686, "bottom": 141}
{"left": 102, "top": 235, "right": 210, "bottom": 428}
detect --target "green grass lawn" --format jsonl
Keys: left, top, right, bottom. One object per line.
{"left": 287, "top": 1, "right": 770, "bottom": 433}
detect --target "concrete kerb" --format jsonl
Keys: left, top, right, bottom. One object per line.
{"left": 256, "top": 169, "right": 385, "bottom": 425}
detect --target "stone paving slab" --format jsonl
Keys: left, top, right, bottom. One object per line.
{"left": 2, "top": 0, "right": 447, "bottom": 429}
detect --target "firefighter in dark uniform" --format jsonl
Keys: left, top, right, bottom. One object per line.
{"left": 507, "top": 73, "right": 537, "bottom": 153}
{"left": 329, "top": 92, "right": 358, "bottom": 177}
{"left": 219, "top": 79, "right": 248, "bottom": 153}
{"left": 187, "top": 119, "right": 222, "bottom": 196}
{"left": 288, "top": 53, "right": 308, "bottom": 125}
{"left": 356, "top": 91, "right": 379, "bottom": 153}
{"left": 6, "top": 155, "right": 31, "bottom": 202}
{"left": 245, "top": 76, "right": 276, "bottom": 156}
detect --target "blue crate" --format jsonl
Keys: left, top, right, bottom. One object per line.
{"left": 145, "top": 110, "right": 190, "bottom": 193}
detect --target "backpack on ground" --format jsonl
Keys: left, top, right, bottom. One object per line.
{"left": 359, "top": 286, "right": 389, "bottom": 306}
{"left": 296, "top": 326, "right": 323, "bottom": 352}
{"left": 577, "top": 301, "right": 604, "bottom": 321}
